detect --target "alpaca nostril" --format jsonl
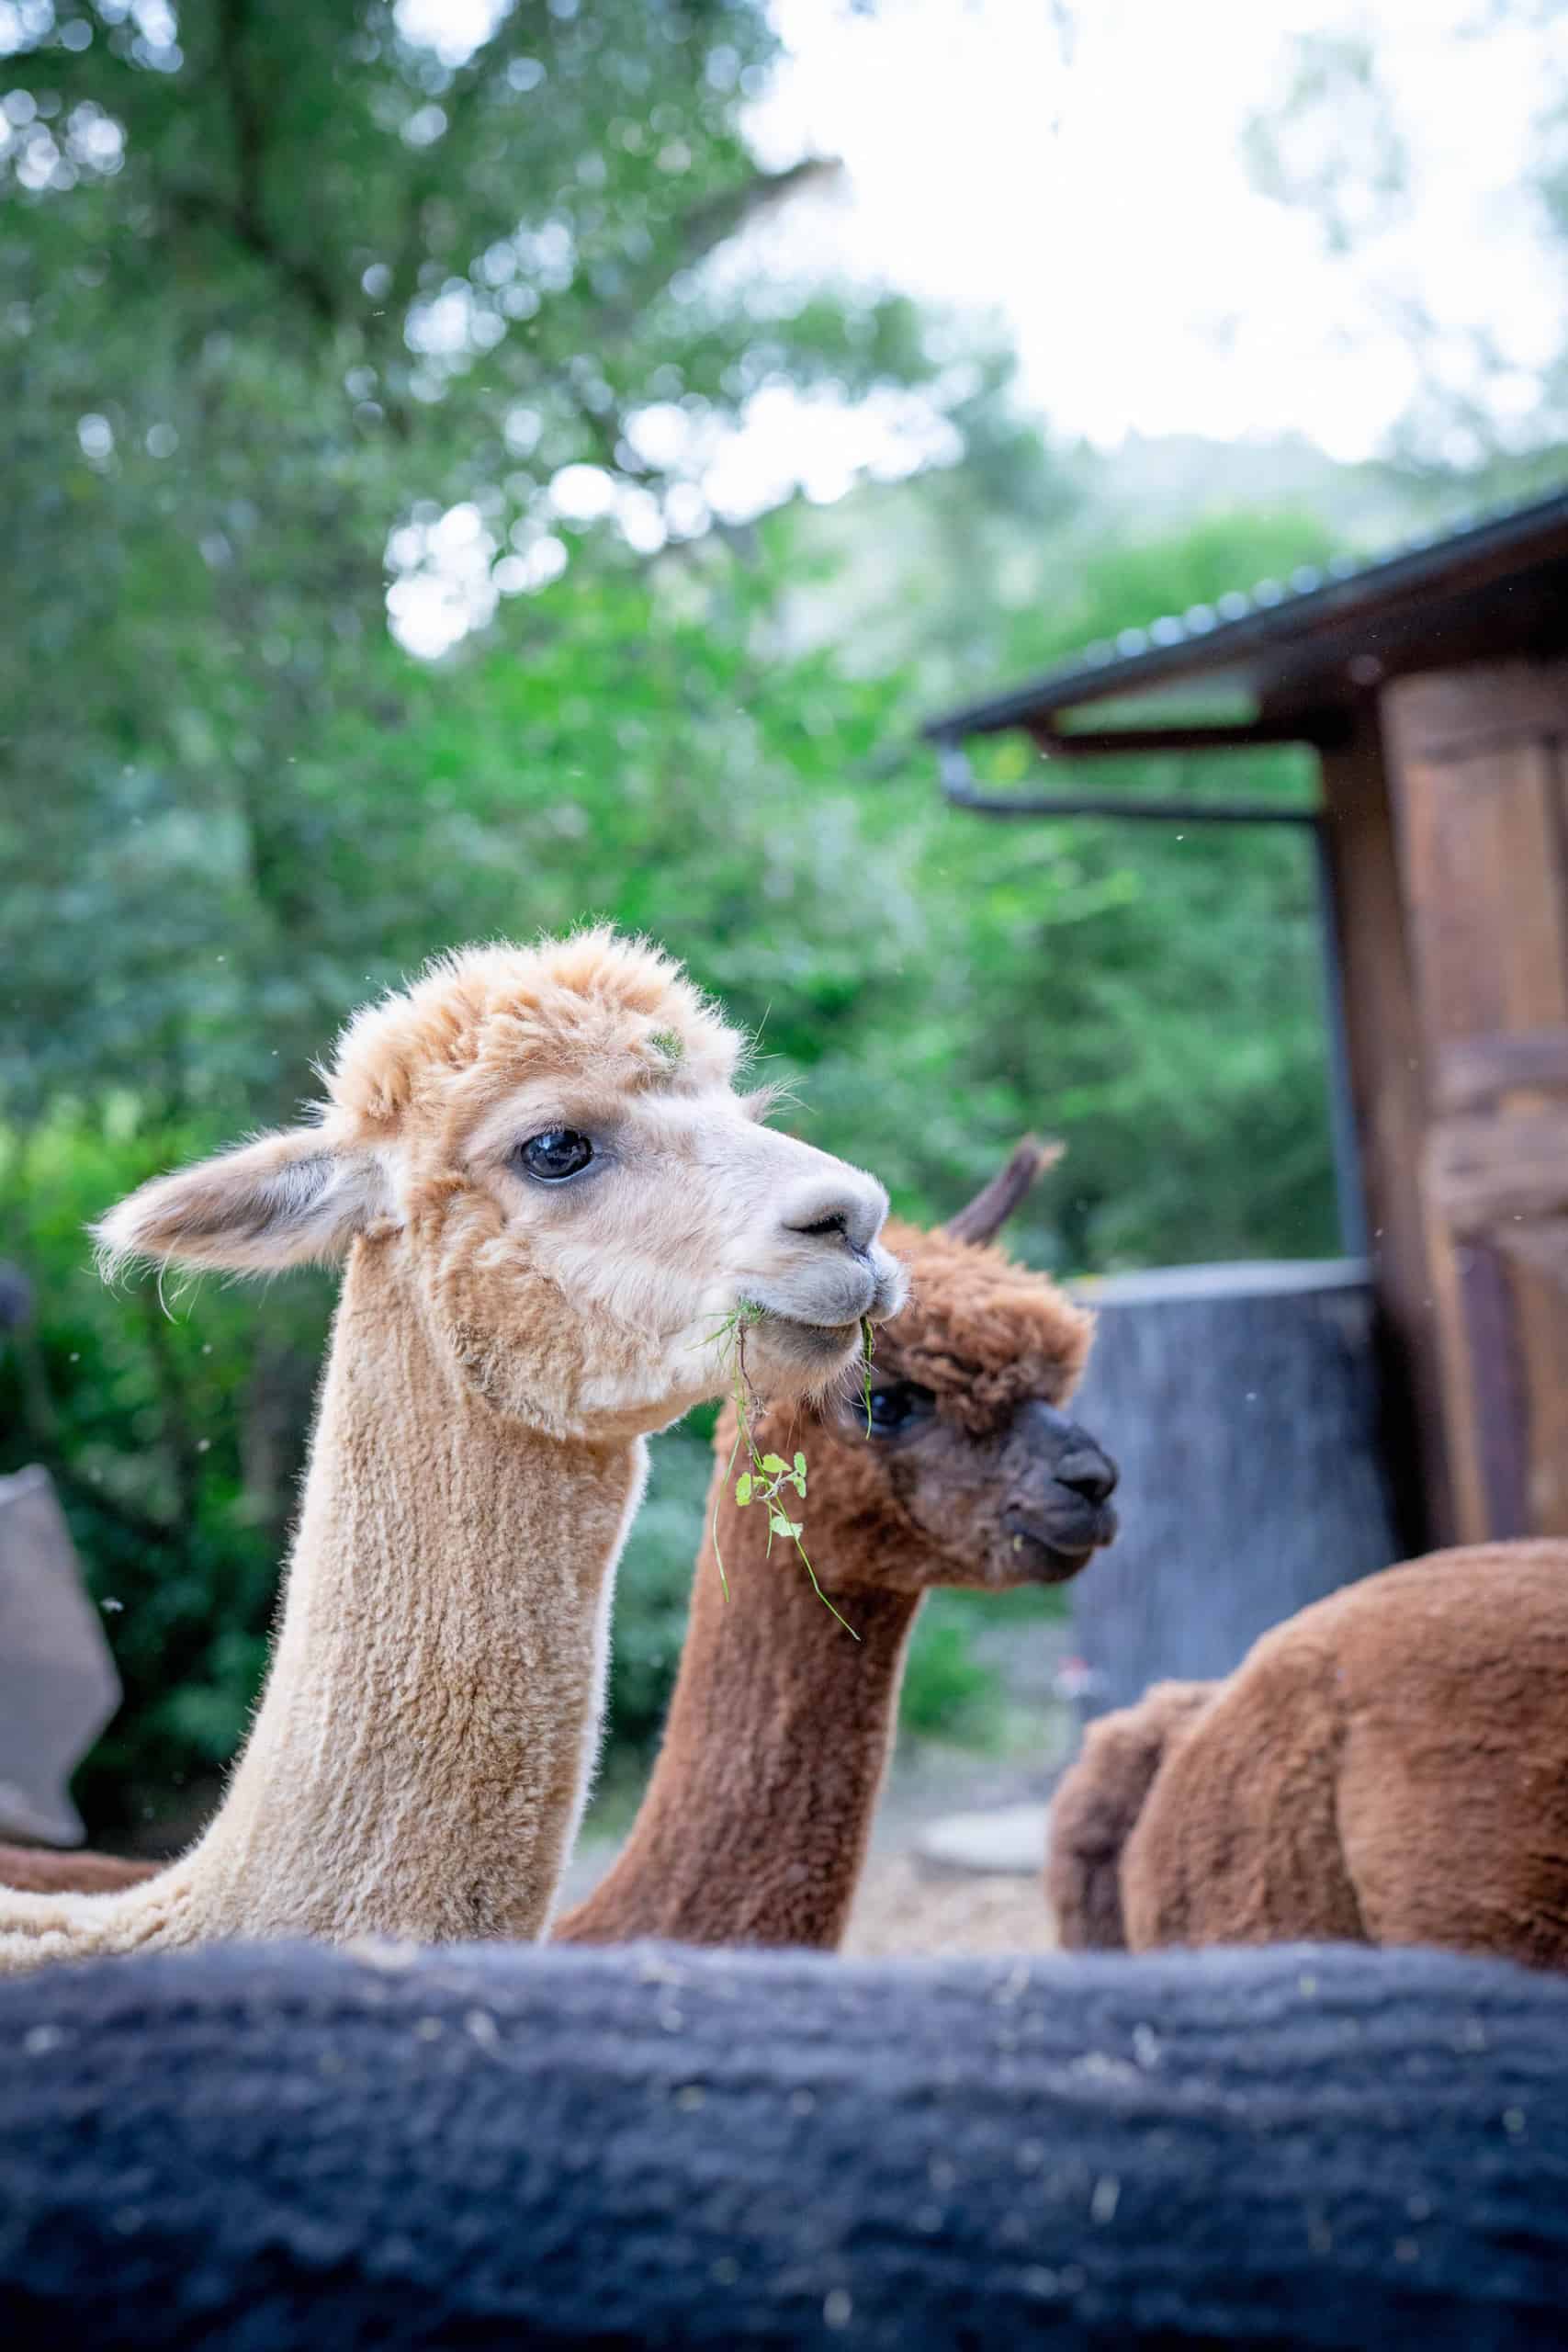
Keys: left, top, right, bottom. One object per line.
{"left": 790, "top": 1212, "right": 874, "bottom": 1264}
{"left": 779, "top": 1176, "right": 887, "bottom": 1258}
{"left": 1054, "top": 1449, "right": 1119, "bottom": 1508}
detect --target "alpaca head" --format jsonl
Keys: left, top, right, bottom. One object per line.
{"left": 95, "top": 933, "right": 905, "bottom": 1441}
{"left": 738, "top": 1141, "right": 1118, "bottom": 1594}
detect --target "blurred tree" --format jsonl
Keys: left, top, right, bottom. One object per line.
{"left": 0, "top": 0, "right": 975, "bottom": 1124}
{"left": 1240, "top": 1, "right": 1568, "bottom": 479}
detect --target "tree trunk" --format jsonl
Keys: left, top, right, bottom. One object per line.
{"left": 1066, "top": 1260, "right": 1403, "bottom": 1714}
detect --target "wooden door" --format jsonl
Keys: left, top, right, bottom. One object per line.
{"left": 1383, "top": 664, "right": 1568, "bottom": 1541}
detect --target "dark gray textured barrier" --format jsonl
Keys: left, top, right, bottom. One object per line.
{"left": 1, "top": 1938, "right": 1565, "bottom": 2347}
{"left": 1067, "top": 1261, "right": 1404, "bottom": 1713}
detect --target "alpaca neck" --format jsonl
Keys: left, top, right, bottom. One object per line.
{"left": 1, "top": 1238, "right": 642, "bottom": 1968}
{"left": 557, "top": 1462, "right": 918, "bottom": 1951}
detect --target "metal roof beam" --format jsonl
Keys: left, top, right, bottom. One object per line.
{"left": 1030, "top": 715, "right": 1347, "bottom": 758}
{"left": 935, "top": 740, "right": 1317, "bottom": 826}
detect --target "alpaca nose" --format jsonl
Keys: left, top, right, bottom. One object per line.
{"left": 1017, "top": 1401, "right": 1120, "bottom": 1507}
{"left": 1054, "top": 1441, "right": 1119, "bottom": 1509}
{"left": 781, "top": 1173, "right": 888, "bottom": 1259}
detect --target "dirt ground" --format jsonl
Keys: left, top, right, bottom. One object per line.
{"left": 842, "top": 1852, "right": 1062, "bottom": 1958}
{"left": 562, "top": 1836, "right": 1065, "bottom": 1959}
{"left": 565, "top": 1732, "right": 1071, "bottom": 1960}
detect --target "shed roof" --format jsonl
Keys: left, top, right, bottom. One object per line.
{"left": 923, "top": 485, "right": 1568, "bottom": 749}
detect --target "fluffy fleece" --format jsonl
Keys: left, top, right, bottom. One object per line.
{"left": 1047, "top": 1679, "right": 1215, "bottom": 1951}
{"left": 11, "top": 1170, "right": 1111, "bottom": 1951}
{"left": 867, "top": 1216, "right": 1093, "bottom": 1436}
{"left": 2, "top": 1938, "right": 1567, "bottom": 2348}
{"left": 558, "top": 1199, "right": 1112, "bottom": 1951}
{"left": 1049, "top": 1541, "right": 1568, "bottom": 1969}
{"left": 0, "top": 933, "right": 899, "bottom": 1970}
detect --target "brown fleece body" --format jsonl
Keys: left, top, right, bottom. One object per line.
{"left": 556, "top": 1529, "right": 918, "bottom": 1949}
{"left": 558, "top": 1201, "right": 1113, "bottom": 1951}
{"left": 1045, "top": 1680, "right": 1213, "bottom": 1951}
{"left": 1050, "top": 1542, "right": 1568, "bottom": 1971}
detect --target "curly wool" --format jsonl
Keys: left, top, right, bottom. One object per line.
{"left": 876, "top": 1217, "right": 1093, "bottom": 1437}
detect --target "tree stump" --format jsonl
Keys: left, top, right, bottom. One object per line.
{"left": 1066, "top": 1261, "right": 1402, "bottom": 1716}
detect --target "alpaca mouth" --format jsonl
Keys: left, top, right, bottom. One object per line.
{"left": 1003, "top": 1506, "right": 1118, "bottom": 1585}
{"left": 743, "top": 1247, "right": 902, "bottom": 1343}
{"left": 729, "top": 1306, "right": 869, "bottom": 1393}
{"left": 750, "top": 1310, "right": 863, "bottom": 1360}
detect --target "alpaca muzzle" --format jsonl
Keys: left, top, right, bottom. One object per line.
{"left": 752, "top": 1158, "right": 905, "bottom": 1331}
{"left": 1002, "top": 1400, "right": 1120, "bottom": 1580}
{"left": 750, "top": 1240, "right": 905, "bottom": 1337}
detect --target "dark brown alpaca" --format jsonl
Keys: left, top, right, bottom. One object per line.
{"left": 5, "top": 1145, "right": 1118, "bottom": 1943}
{"left": 556, "top": 1144, "right": 1118, "bottom": 1951}
{"left": 1048, "top": 1540, "right": 1568, "bottom": 1971}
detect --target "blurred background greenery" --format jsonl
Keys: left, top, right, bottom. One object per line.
{"left": 3, "top": 0, "right": 1563, "bottom": 1843}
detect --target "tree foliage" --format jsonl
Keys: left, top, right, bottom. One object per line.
{"left": 1240, "top": 1, "right": 1568, "bottom": 475}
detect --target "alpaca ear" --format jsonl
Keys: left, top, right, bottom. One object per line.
{"left": 93, "top": 1128, "right": 392, "bottom": 1278}
{"left": 945, "top": 1136, "right": 1064, "bottom": 1247}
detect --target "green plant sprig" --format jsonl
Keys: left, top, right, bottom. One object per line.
{"left": 705, "top": 1306, "right": 876, "bottom": 1639}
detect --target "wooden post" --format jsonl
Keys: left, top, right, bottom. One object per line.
{"left": 1382, "top": 664, "right": 1568, "bottom": 1542}
{"left": 1316, "top": 702, "right": 1450, "bottom": 1547}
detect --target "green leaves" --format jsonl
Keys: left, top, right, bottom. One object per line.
{"left": 711, "top": 1318, "right": 856, "bottom": 1638}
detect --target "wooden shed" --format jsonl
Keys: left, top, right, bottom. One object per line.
{"left": 924, "top": 488, "right": 1568, "bottom": 1553}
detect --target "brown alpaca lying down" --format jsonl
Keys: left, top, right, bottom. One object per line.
{"left": 6, "top": 1144, "right": 1121, "bottom": 1951}
{"left": 1048, "top": 1540, "right": 1568, "bottom": 1970}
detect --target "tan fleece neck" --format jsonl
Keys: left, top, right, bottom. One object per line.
{"left": 0, "top": 1238, "right": 643, "bottom": 1973}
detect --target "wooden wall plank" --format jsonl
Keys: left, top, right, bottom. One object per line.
{"left": 1318, "top": 706, "right": 1450, "bottom": 1547}
{"left": 1383, "top": 663, "right": 1568, "bottom": 1544}
{"left": 1506, "top": 1226, "right": 1568, "bottom": 1535}
{"left": 1438, "top": 1028, "right": 1568, "bottom": 1112}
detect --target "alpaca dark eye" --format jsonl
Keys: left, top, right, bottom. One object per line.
{"left": 517, "top": 1129, "right": 594, "bottom": 1182}
{"left": 866, "top": 1383, "right": 934, "bottom": 1436}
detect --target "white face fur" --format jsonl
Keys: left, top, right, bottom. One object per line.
{"left": 405, "top": 1072, "right": 907, "bottom": 1439}
{"left": 96, "top": 987, "right": 907, "bottom": 1442}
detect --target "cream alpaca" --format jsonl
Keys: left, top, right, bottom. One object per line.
{"left": 0, "top": 932, "right": 902, "bottom": 1974}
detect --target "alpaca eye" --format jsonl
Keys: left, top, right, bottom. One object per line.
{"left": 866, "top": 1383, "right": 934, "bottom": 1435}
{"left": 517, "top": 1129, "right": 594, "bottom": 1182}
